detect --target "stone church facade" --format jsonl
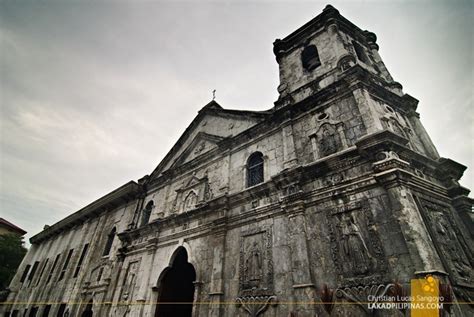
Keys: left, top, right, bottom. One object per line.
{"left": 2, "top": 5, "right": 473, "bottom": 317}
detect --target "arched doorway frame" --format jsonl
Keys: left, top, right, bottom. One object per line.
{"left": 152, "top": 242, "right": 201, "bottom": 317}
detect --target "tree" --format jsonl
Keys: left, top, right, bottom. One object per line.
{"left": 0, "top": 234, "right": 27, "bottom": 290}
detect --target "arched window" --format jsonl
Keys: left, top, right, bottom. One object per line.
{"left": 140, "top": 201, "right": 154, "bottom": 227}
{"left": 102, "top": 227, "right": 116, "bottom": 256}
{"left": 247, "top": 152, "right": 264, "bottom": 187}
{"left": 301, "top": 45, "right": 321, "bottom": 71}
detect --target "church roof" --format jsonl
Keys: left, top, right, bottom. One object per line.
{"left": 30, "top": 181, "right": 140, "bottom": 244}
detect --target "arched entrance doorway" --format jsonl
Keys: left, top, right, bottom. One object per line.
{"left": 155, "top": 247, "right": 196, "bottom": 317}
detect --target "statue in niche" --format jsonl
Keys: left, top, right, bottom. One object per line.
{"left": 245, "top": 241, "right": 262, "bottom": 288}
{"left": 434, "top": 213, "right": 471, "bottom": 280}
{"left": 339, "top": 214, "right": 373, "bottom": 275}
{"left": 319, "top": 124, "right": 341, "bottom": 156}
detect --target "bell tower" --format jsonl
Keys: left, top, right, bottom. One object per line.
{"left": 273, "top": 5, "right": 402, "bottom": 108}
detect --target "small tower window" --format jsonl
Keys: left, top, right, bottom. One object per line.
{"left": 301, "top": 45, "right": 321, "bottom": 71}
{"left": 353, "top": 41, "right": 370, "bottom": 64}
{"left": 140, "top": 201, "right": 154, "bottom": 227}
{"left": 247, "top": 152, "right": 264, "bottom": 187}
{"left": 102, "top": 227, "right": 116, "bottom": 256}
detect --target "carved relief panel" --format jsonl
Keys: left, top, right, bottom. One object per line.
{"left": 416, "top": 198, "right": 473, "bottom": 287}
{"left": 327, "top": 201, "right": 388, "bottom": 287}
{"left": 239, "top": 226, "right": 274, "bottom": 296}
{"left": 172, "top": 174, "right": 212, "bottom": 213}
{"left": 309, "top": 113, "right": 348, "bottom": 159}
{"left": 120, "top": 260, "right": 140, "bottom": 301}
{"left": 380, "top": 105, "right": 411, "bottom": 139}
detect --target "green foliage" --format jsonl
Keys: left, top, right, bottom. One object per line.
{"left": 0, "top": 234, "right": 27, "bottom": 290}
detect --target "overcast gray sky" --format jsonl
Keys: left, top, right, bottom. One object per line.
{"left": 1, "top": 0, "right": 472, "bottom": 245}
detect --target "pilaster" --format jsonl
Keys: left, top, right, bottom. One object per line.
{"left": 281, "top": 194, "right": 322, "bottom": 316}
{"left": 352, "top": 88, "right": 384, "bottom": 135}
{"left": 208, "top": 217, "right": 227, "bottom": 317}
{"left": 282, "top": 121, "right": 298, "bottom": 169}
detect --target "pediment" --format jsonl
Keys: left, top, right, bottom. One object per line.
{"left": 149, "top": 101, "right": 271, "bottom": 178}
{"left": 171, "top": 132, "right": 224, "bottom": 168}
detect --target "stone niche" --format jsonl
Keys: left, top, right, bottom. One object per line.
{"left": 326, "top": 200, "right": 388, "bottom": 287}
{"left": 415, "top": 197, "right": 473, "bottom": 287}
{"left": 238, "top": 226, "right": 274, "bottom": 296}
{"left": 309, "top": 112, "right": 348, "bottom": 159}
{"left": 172, "top": 174, "right": 212, "bottom": 214}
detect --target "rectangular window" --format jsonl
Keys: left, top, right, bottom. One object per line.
{"left": 36, "top": 258, "right": 49, "bottom": 286}
{"left": 27, "top": 261, "right": 40, "bottom": 286}
{"left": 73, "top": 244, "right": 89, "bottom": 278}
{"left": 46, "top": 254, "right": 60, "bottom": 284}
{"left": 58, "top": 249, "right": 74, "bottom": 281}
{"left": 19, "top": 264, "right": 31, "bottom": 283}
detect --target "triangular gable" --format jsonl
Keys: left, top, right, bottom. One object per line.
{"left": 149, "top": 101, "right": 271, "bottom": 179}
{"left": 170, "top": 132, "right": 224, "bottom": 168}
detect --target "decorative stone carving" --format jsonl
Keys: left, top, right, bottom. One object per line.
{"left": 309, "top": 114, "right": 348, "bottom": 159}
{"left": 339, "top": 213, "right": 373, "bottom": 275}
{"left": 245, "top": 242, "right": 262, "bottom": 287}
{"left": 375, "top": 150, "right": 399, "bottom": 162}
{"left": 239, "top": 226, "right": 274, "bottom": 296}
{"left": 327, "top": 200, "right": 388, "bottom": 286}
{"left": 120, "top": 261, "right": 140, "bottom": 301}
{"left": 319, "top": 123, "right": 342, "bottom": 156}
{"left": 373, "top": 150, "right": 410, "bottom": 173}
{"left": 193, "top": 141, "right": 206, "bottom": 155}
{"left": 279, "top": 182, "right": 303, "bottom": 202}
{"left": 324, "top": 172, "right": 344, "bottom": 186}
{"left": 416, "top": 198, "right": 473, "bottom": 286}
{"left": 380, "top": 108, "right": 409, "bottom": 140}
{"left": 235, "top": 295, "right": 277, "bottom": 317}
{"left": 172, "top": 174, "right": 212, "bottom": 213}
{"left": 334, "top": 283, "right": 398, "bottom": 315}
{"left": 183, "top": 190, "right": 198, "bottom": 212}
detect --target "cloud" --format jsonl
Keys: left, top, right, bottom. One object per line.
{"left": 0, "top": 1, "right": 472, "bottom": 245}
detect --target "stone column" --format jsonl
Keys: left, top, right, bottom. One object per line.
{"left": 208, "top": 218, "right": 227, "bottom": 317}
{"left": 282, "top": 121, "right": 298, "bottom": 169}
